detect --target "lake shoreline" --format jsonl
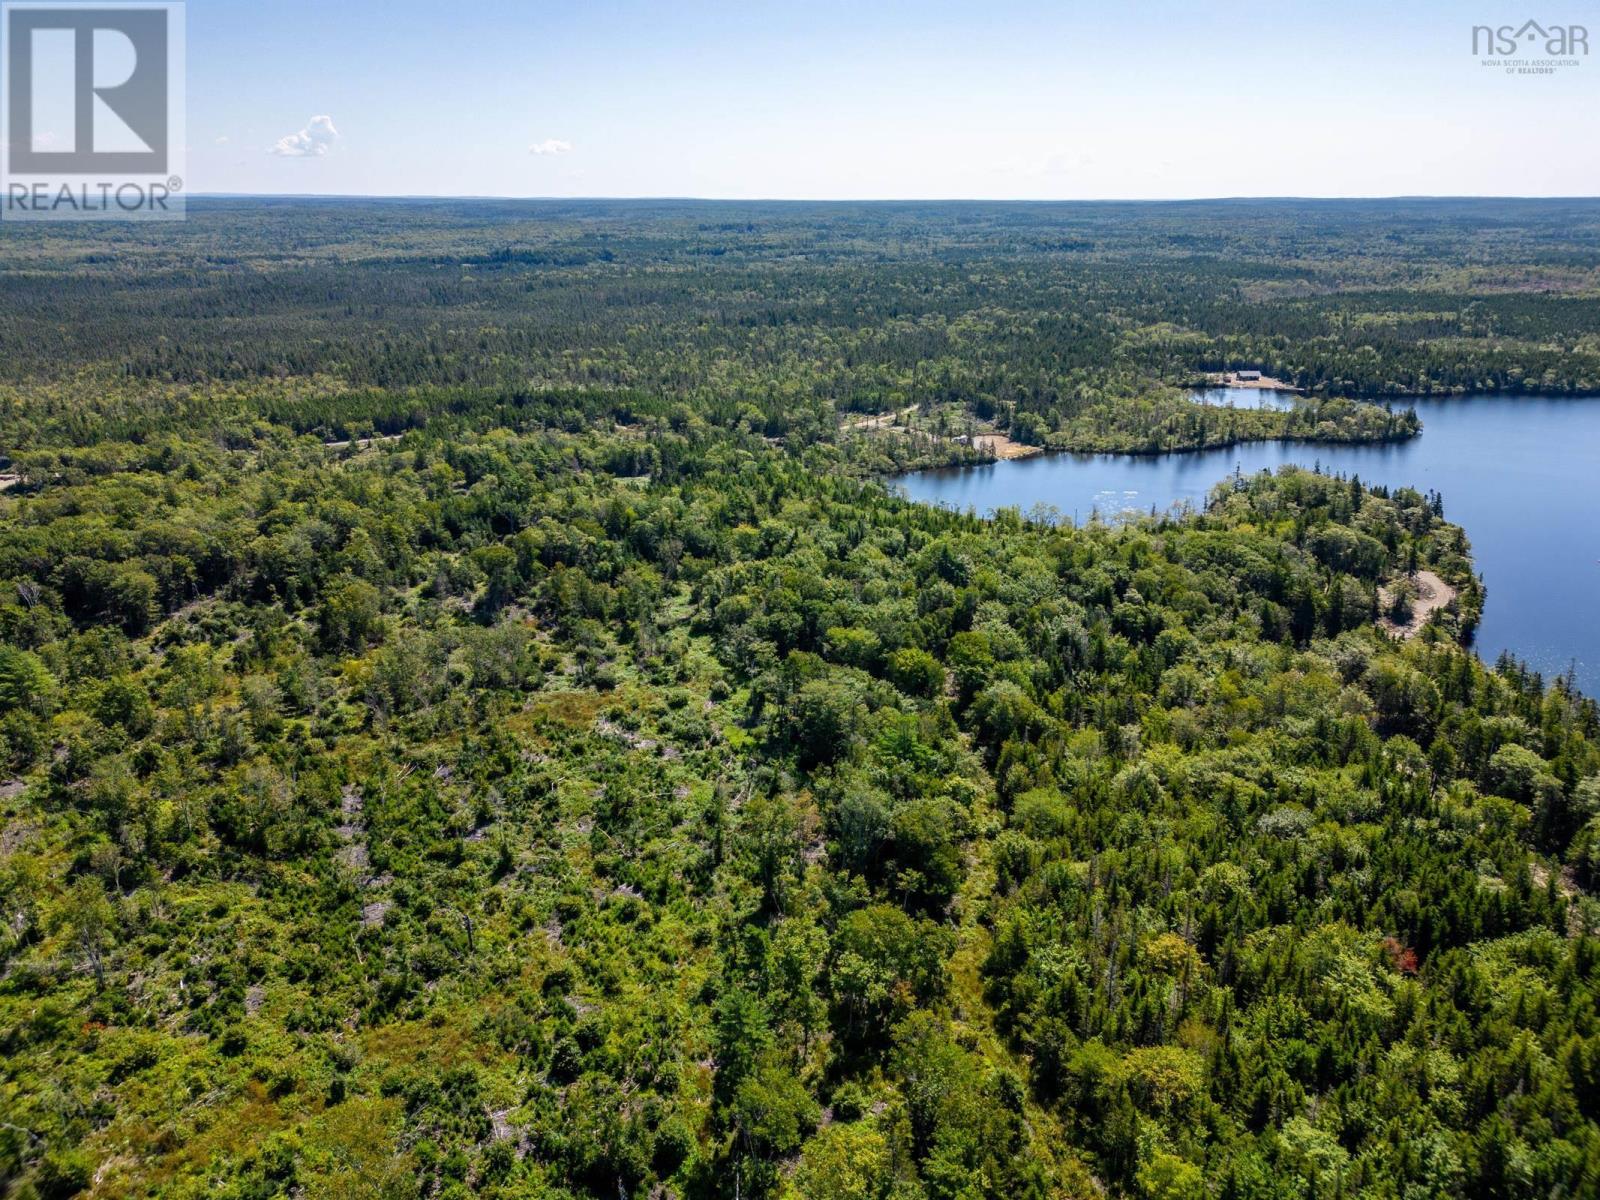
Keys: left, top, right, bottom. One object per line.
{"left": 1197, "top": 383, "right": 1600, "bottom": 403}
{"left": 919, "top": 425, "right": 1424, "bottom": 473}
{"left": 897, "top": 392, "right": 1600, "bottom": 694}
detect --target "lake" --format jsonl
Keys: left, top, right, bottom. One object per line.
{"left": 898, "top": 394, "right": 1600, "bottom": 694}
{"left": 1190, "top": 385, "right": 1299, "bottom": 411}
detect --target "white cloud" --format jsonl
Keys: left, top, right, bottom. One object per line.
{"left": 215, "top": 135, "right": 230, "bottom": 145}
{"left": 529, "top": 138, "right": 573, "bottom": 156}
{"left": 270, "top": 115, "right": 339, "bottom": 157}
{"left": 32, "top": 131, "right": 57, "bottom": 149}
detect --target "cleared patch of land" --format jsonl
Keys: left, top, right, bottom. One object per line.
{"left": 968, "top": 432, "right": 1044, "bottom": 460}
{"left": 843, "top": 405, "right": 918, "bottom": 431}
{"left": 1211, "top": 371, "right": 1301, "bottom": 392}
{"left": 1379, "top": 570, "right": 1458, "bottom": 639}
{"left": 844, "top": 404, "right": 1044, "bottom": 461}
{"left": 322, "top": 434, "right": 403, "bottom": 451}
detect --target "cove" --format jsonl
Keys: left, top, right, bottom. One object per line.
{"left": 897, "top": 394, "right": 1600, "bottom": 695}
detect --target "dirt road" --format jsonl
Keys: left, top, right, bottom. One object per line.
{"left": 1379, "top": 570, "right": 1458, "bottom": 639}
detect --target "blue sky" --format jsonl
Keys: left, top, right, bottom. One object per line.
{"left": 184, "top": 0, "right": 1600, "bottom": 198}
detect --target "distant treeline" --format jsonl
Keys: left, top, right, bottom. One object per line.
{"left": 2, "top": 198, "right": 1597, "bottom": 459}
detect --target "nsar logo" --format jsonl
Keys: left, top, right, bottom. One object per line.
{"left": 1472, "top": 19, "right": 1588, "bottom": 74}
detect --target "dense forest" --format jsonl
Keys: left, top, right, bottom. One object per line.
{"left": 5, "top": 197, "right": 1600, "bottom": 460}
{"left": 3, "top": 200, "right": 1600, "bottom": 1200}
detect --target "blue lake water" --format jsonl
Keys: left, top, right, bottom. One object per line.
{"left": 1190, "top": 386, "right": 1299, "bottom": 411}
{"left": 898, "top": 395, "right": 1600, "bottom": 694}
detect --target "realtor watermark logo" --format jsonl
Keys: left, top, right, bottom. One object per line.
{"left": 1473, "top": 19, "right": 1588, "bottom": 74}
{"left": 1, "top": 1, "right": 184, "bottom": 220}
